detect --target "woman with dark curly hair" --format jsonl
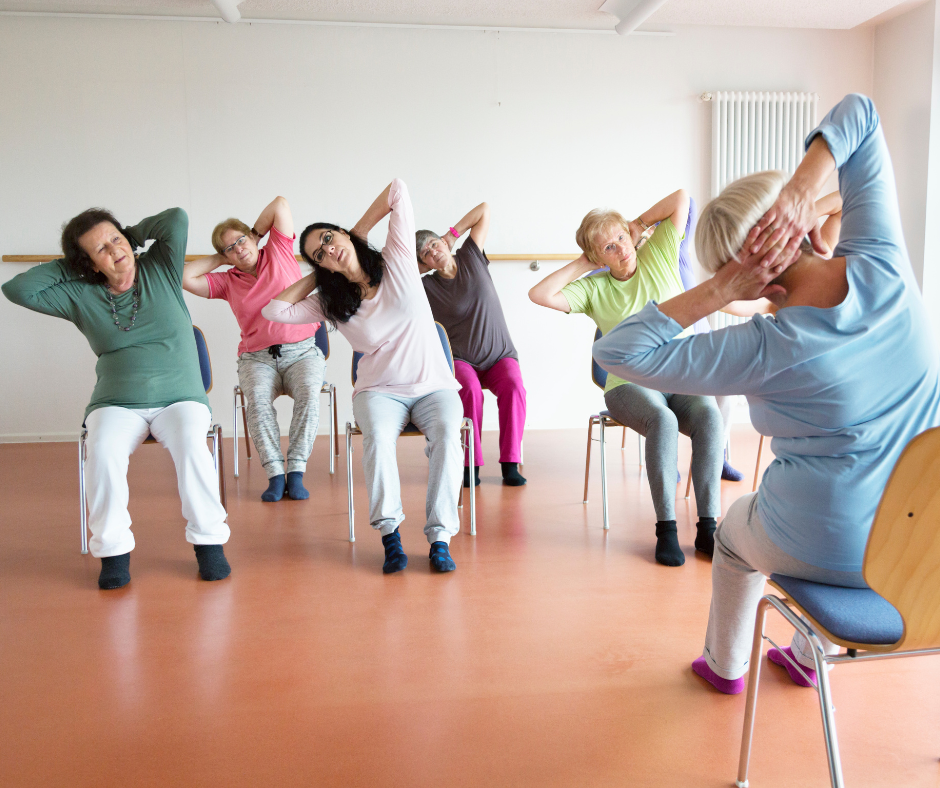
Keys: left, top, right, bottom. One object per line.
{"left": 263, "top": 180, "right": 463, "bottom": 575}
{"left": 1, "top": 207, "right": 230, "bottom": 590}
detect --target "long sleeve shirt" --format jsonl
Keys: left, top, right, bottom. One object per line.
{"left": 2, "top": 208, "right": 209, "bottom": 421}
{"left": 262, "top": 180, "right": 459, "bottom": 399}
{"left": 592, "top": 94, "right": 940, "bottom": 573}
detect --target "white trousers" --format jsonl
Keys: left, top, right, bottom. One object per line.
{"left": 84, "top": 402, "right": 229, "bottom": 558}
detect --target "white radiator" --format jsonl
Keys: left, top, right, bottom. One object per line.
{"left": 705, "top": 91, "right": 819, "bottom": 330}
{"left": 709, "top": 91, "right": 819, "bottom": 196}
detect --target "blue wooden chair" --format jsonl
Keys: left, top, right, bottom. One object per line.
{"left": 78, "top": 326, "right": 224, "bottom": 554}
{"left": 735, "top": 426, "right": 940, "bottom": 788}
{"left": 583, "top": 328, "right": 692, "bottom": 530}
{"left": 344, "top": 322, "right": 476, "bottom": 542}
{"left": 232, "top": 321, "right": 339, "bottom": 476}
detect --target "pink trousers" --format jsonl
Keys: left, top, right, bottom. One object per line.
{"left": 454, "top": 357, "right": 526, "bottom": 466}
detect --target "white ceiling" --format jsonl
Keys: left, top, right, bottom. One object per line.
{"left": 0, "top": 0, "right": 924, "bottom": 30}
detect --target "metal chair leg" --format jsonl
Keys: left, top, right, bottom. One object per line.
{"left": 214, "top": 425, "right": 226, "bottom": 510}
{"left": 79, "top": 430, "right": 88, "bottom": 554}
{"left": 328, "top": 385, "right": 335, "bottom": 475}
{"left": 333, "top": 386, "right": 340, "bottom": 460}
{"left": 621, "top": 426, "right": 627, "bottom": 450}
{"left": 583, "top": 416, "right": 596, "bottom": 503}
{"left": 346, "top": 422, "right": 355, "bottom": 543}
{"left": 600, "top": 417, "right": 609, "bottom": 530}
{"left": 736, "top": 597, "right": 771, "bottom": 788}
{"left": 752, "top": 435, "right": 764, "bottom": 492}
{"left": 233, "top": 386, "right": 240, "bottom": 478}
{"left": 464, "top": 418, "right": 476, "bottom": 536}
{"left": 638, "top": 433, "right": 644, "bottom": 467}
{"left": 810, "top": 633, "right": 845, "bottom": 788}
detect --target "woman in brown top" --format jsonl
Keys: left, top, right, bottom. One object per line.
{"left": 417, "top": 203, "right": 527, "bottom": 487}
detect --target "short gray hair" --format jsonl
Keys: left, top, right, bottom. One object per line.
{"left": 696, "top": 170, "right": 788, "bottom": 273}
{"left": 415, "top": 229, "right": 441, "bottom": 262}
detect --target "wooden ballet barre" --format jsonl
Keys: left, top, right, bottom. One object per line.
{"left": 3, "top": 253, "right": 581, "bottom": 264}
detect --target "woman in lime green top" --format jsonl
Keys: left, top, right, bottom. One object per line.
{"left": 2, "top": 207, "right": 230, "bottom": 590}
{"left": 529, "top": 189, "right": 723, "bottom": 567}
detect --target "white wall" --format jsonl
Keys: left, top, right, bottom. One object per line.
{"left": 873, "top": 0, "right": 936, "bottom": 289}
{"left": 0, "top": 16, "right": 874, "bottom": 440}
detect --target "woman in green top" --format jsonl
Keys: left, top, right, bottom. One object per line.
{"left": 2, "top": 207, "right": 231, "bottom": 590}
{"left": 529, "top": 189, "right": 723, "bottom": 567}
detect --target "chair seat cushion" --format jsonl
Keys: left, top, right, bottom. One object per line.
{"left": 770, "top": 574, "right": 904, "bottom": 646}
{"left": 402, "top": 422, "right": 421, "bottom": 434}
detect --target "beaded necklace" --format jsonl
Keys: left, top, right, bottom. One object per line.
{"left": 103, "top": 273, "right": 140, "bottom": 331}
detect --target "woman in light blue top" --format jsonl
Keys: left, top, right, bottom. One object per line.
{"left": 592, "top": 94, "right": 940, "bottom": 693}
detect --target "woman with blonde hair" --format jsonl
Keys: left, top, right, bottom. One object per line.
{"left": 183, "top": 197, "right": 326, "bottom": 503}
{"left": 592, "top": 94, "right": 940, "bottom": 692}
{"left": 529, "top": 190, "right": 724, "bottom": 567}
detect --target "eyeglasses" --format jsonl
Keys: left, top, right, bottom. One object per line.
{"left": 223, "top": 236, "right": 248, "bottom": 255}
{"left": 312, "top": 231, "right": 334, "bottom": 264}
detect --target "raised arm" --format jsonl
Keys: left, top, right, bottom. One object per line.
{"left": 182, "top": 254, "right": 225, "bottom": 299}
{"left": 273, "top": 271, "right": 318, "bottom": 305}
{"left": 814, "top": 190, "right": 843, "bottom": 258}
{"left": 351, "top": 183, "right": 393, "bottom": 241}
{"left": 262, "top": 272, "right": 325, "bottom": 326}
{"left": 443, "top": 202, "right": 491, "bottom": 251}
{"left": 528, "top": 254, "right": 599, "bottom": 313}
{"left": 122, "top": 207, "right": 189, "bottom": 275}
{"left": 1, "top": 258, "right": 82, "bottom": 320}
{"left": 634, "top": 189, "right": 691, "bottom": 238}
{"left": 252, "top": 195, "right": 293, "bottom": 240}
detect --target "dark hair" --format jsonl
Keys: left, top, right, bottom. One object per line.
{"left": 60, "top": 208, "right": 127, "bottom": 285}
{"left": 298, "top": 222, "right": 385, "bottom": 325}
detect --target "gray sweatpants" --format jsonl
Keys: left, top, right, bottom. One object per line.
{"left": 604, "top": 383, "right": 723, "bottom": 522}
{"left": 703, "top": 493, "right": 867, "bottom": 680}
{"left": 352, "top": 389, "right": 463, "bottom": 545}
{"left": 236, "top": 336, "right": 326, "bottom": 478}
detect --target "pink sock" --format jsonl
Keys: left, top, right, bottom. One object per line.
{"left": 692, "top": 656, "right": 746, "bottom": 695}
{"left": 767, "top": 647, "right": 816, "bottom": 687}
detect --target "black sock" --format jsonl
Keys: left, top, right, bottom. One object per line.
{"left": 194, "top": 544, "right": 231, "bottom": 581}
{"left": 429, "top": 541, "right": 456, "bottom": 572}
{"left": 501, "top": 462, "right": 527, "bottom": 486}
{"left": 381, "top": 528, "right": 408, "bottom": 574}
{"left": 654, "top": 521, "right": 685, "bottom": 567}
{"left": 286, "top": 471, "right": 309, "bottom": 500}
{"left": 463, "top": 466, "right": 481, "bottom": 488}
{"left": 695, "top": 517, "right": 718, "bottom": 557}
{"left": 98, "top": 552, "right": 131, "bottom": 590}
{"left": 261, "top": 474, "right": 285, "bottom": 502}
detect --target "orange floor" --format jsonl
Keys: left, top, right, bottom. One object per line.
{"left": 0, "top": 427, "right": 937, "bottom": 788}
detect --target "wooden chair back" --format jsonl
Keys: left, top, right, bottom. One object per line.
{"left": 863, "top": 426, "right": 940, "bottom": 651}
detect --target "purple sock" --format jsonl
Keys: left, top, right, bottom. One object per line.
{"left": 768, "top": 647, "right": 816, "bottom": 687}
{"left": 692, "top": 656, "right": 746, "bottom": 695}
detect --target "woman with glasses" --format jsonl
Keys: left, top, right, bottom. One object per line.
{"left": 263, "top": 180, "right": 463, "bottom": 574}
{"left": 2, "top": 207, "right": 230, "bottom": 590}
{"left": 183, "top": 197, "right": 326, "bottom": 503}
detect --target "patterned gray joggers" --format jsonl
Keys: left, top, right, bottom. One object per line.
{"left": 236, "top": 336, "right": 326, "bottom": 478}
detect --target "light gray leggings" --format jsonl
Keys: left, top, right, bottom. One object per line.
{"left": 604, "top": 383, "right": 723, "bottom": 522}
{"left": 237, "top": 336, "right": 326, "bottom": 478}
{"left": 703, "top": 493, "right": 867, "bottom": 680}
{"left": 352, "top": 389, "right": 463, "bottom": 545}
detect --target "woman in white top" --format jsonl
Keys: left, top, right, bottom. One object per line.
{"left": 263, "top": 180, "right": 463, "bottom": 574}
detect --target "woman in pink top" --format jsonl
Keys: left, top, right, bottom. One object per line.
{"left": 262, "top": 180, "right": 463, "bottom": 574}
{"left": 183, "top": 196, "right": 326, "bottom": 503}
